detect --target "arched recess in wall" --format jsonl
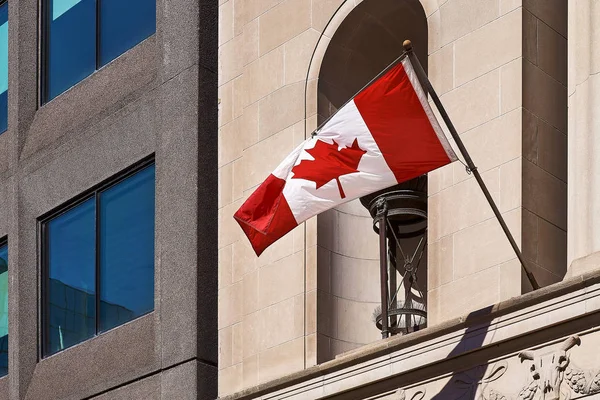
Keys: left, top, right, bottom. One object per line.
{"left": 311, "top": 0, "right": 429, "bottom": 363}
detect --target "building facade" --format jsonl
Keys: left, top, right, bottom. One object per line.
{"left": 0, "top": 0, "right": 218, "bottom": 399}
{"left": 218, "top": 0, "right": 600, "bottom": 399}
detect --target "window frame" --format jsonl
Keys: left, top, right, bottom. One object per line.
{"left": 39, "top": 0, "right": 156, "bottom": 104}
{"left": 38, "top": 155, "right": 155, "bottom": 358}
{"left": 0, "top": 236, "right": 8, "bottom": 377}
{"left": 0, "top": 0, "right": 8, "bottom": 135}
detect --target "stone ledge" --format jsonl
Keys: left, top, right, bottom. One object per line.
{"left": 219, "top": 267, "right": 600, "bottom": 400}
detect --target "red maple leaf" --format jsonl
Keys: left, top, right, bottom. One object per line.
{"left": 291, "top": 138, "right": 366, "bottom": 199}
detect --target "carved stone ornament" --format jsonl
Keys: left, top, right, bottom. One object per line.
{"left": 396, "top": 335, "right": 600, "bottom": 400}
{"left": 394, "top": 388, "right": 426, "bottom": 400}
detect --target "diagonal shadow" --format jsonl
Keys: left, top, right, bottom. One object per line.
{"left": 430, "top": 305, "right": 495, "bottom": 400}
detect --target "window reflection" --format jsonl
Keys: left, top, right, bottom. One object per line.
{"left": 0, "top": 241, "right": 7, "bottom": 377}
{"left": 43, "top": 162, "right": 155, "bottom": 356}
{"left": 47, "top": 198, "right": 96, "bottom": 355}
{"left": 46, "top": 0, "right": 96, "bottom": 101}
{"left": 100, "top": 165, "right": 155, "bottom": 332}
{"left": 44, "top": 0, "right": 156, "bottom": 101}
{"left": 0, "top": 2, "right": 8, "bottom": 134}
{"left": 99, "top": 0, "right": 156, "bottom": 67}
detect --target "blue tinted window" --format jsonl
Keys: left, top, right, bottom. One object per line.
{"left": 43, "top": 163, "right": 155, "bottom": 356}
{"left": 99, "top": 165, "right": 155, "bottom": 332}
{"left": 46, "top": 0, "right": 96, "bottom": 101}
{"left": 0, "top": 3, "right": 8, "bottom": 134}
{"left": 44, "top": 0, "right": 156, "bottom": 102}
{"left": 0, "top": 242, "right": 7, "bottom": 377}
{"left": 99, "top": 0, "right": 155, "bottom": 67}
{"left": 46, "top": 198, "right": 96, "bottom": 356}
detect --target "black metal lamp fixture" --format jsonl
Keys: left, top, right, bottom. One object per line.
{"left": 360, "top": 175, "right": 428, "bottom": 338}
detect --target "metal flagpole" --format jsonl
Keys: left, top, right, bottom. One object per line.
{"left": 403, "top": 40, "right": 540, "bottom": 291}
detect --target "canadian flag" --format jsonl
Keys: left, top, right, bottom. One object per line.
{"left": 234, "top": 57, "right": 457, "bottom": 256}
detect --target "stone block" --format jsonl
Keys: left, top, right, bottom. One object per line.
{"left": 240, "top": 124, "right": 297, "bottom": 189}
{"left": 428, "top": 163, "right": 454, "bottom": 195}
{"left": 219, "top": 363, "right": 243, "bottom": 396}
{"left": 312, "top": 0, "right": 345, "bottom": 32}
{"left": 499, "top": 258, "right": 522, "bottom": 300}
{"left": 219, "top": 34, "right": 244, "bottom": 85}
{"left": 284, "top": 29, "right": 321, "bottom": 85}
{"left": 501, "top": 58, "right": 522, "bottom": 114}
{"left": 537, "top": 215, "right": 567, "bottom": 278}
{"left": 335, "top": 211, "right": 379, "bottom": 260}
{"left": 219, "top": 0, "right": 234, "bottom": 46}
{"left": 538, "top": 118, "right": 567, "bottom": 182}
{"left": 499, "top": 157, "right": 522, "bottom": 212}
{"left": 522, "top": 159, "right": 567, "bottom": 230}
{"left": 234, "top": 0, "right": 280, "bottom": 33}
{"left": 453, "top": 208, "right": 521, "bottom": 279}
{"left": 437, "top": 265, "right": 500, "bottom": 323}
{"left": 218, "top": 281, "right": 243, "bottom": 329}
{"left": 429, "top": 169, "right": 499, "bottom": 241}
{"left": 439, "top": 0, "right": 499, "bottom": 47}
{"left": 523, "top": 60, "right": 567, "bottom": 133}
{"left": 500, "top": 0, "right": 521, "bottom": 15}
{"left": 258, "top": 251, "right": 304, "bottom": 308}
{"left": 218, "top": 120, "right": 242, "bottom": 168}
{"left": 244, "top": 46, "right": 285, "bottom": 105}
{"left": 242, "top": 267, "right": 259, "bottom": 315}
{"left": 428, "top": 44, "right": 454, "bottom": 95}
{"left": 258, "top": 337, "right": 304, "bottom": 383}
{"left": 330, "top": 252, "right": 380, "bottom": 303}
{"left": 333, "top": 296, "right": 380, "bottom": 345}
{"left": 428, "top": 234, "right": 454, "bottom": 290}
{"left": 452, "top": 108, "right": 521, "bottom": 183}
{"left": 258, "top": 82, "right": 305, "bottom": 140}
{"left": 218, "top": 199, "right": 243, "bottom": 249}
{"left": 91, "top": 375, "right": 160, "bottom": 400}
{"left": 243, "top": 354, "right": 259, "bottom": 388}
{"left": 219, "top": 162, "right": 234, "bottom": 208}
{"left": 219, "top": 245, "right": 233, "bottom": 290}
{"left": 454, "top": 9, "right": 521, "bottom": 86}
{"left": 523, "top": 9, "right": 537, "bottom": 65}
{"left": 258, "top": 294, "right": 304, "bottom": 351}
{"left": 523, "top": 0, "right": 567, "bottom": 37}
{"left": 440, "top": 69, "right": 500, "bottom": 133}
{"left": 259, "top": 0, "right": 311, "bottom": 56}
{"left": 219, "top": 325, "right": 233, "bottom": 369}
{"left": 537, "top": 18, "right": 567, "bottom": 85}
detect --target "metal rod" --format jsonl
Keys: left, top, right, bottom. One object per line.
{"left": 403, "top": 40, "right": 540, "bottom": 291}
{"left": 379, "top": 203, "right": 390, "bottom": 338}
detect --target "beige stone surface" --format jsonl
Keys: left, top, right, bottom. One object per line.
{"left": 259, "top": 0, "right": 311, "bottom": 56}
{"left": 439, "top": 0, "right": 499, "bottom": 47}
{"left": 454, "top": 9, "right": 521, "bottom": 86}
{"left": 440, "top": 69, "right": 500, "bottom": 133}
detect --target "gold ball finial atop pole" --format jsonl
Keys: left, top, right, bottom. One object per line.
{"left": 403, "top": 40, "right": 413, "bottom": 52}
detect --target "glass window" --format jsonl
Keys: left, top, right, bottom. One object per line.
{"left": 43, "top": 162, "right": 155, "bottom": 356}
{"left": 99, "top": 166, "right": 155, "bottom": 332}
{"left": 46, "top": 0, "right": 95, "bottom": 101}
{"left": 0, "top": 240, "right": 7, "bottom": 377}
{"left": 0, "top": 1, "right": 8, "bottom": 134}
{"left": 44, "top": 0, "right": 156, "bottom": 102}
{"left": 46, "top": 198, "right": 96, "bottom": 355}
{"left": 98, "top": 0, "right": 156, "bottom": 67}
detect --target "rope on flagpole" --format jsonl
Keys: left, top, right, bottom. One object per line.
{"left": 403, "top": 39, "right": 540, "bottom": 291}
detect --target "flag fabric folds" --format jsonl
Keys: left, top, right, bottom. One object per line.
{"left": 234, "top": 56, "right": 457, "bottom": 256}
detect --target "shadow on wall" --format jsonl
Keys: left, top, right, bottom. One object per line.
{"left": 430, "top": 306, "right": 495, "bottom": 399}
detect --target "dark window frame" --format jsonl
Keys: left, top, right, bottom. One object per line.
{"left": 39, "top": 0, "right": 155, "bottom": 104}
{"left": 0, "top": 235, "right": 8, "bottom": 378}
{"left": 38, "top": 154, "right": 155, "bottom": 358}
{"left": 0, "top": 0, "right": 9, "bottom": 135}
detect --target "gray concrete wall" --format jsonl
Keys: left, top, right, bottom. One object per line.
{"left": 0, "top": 0, "right": 217, "bottom": 399}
